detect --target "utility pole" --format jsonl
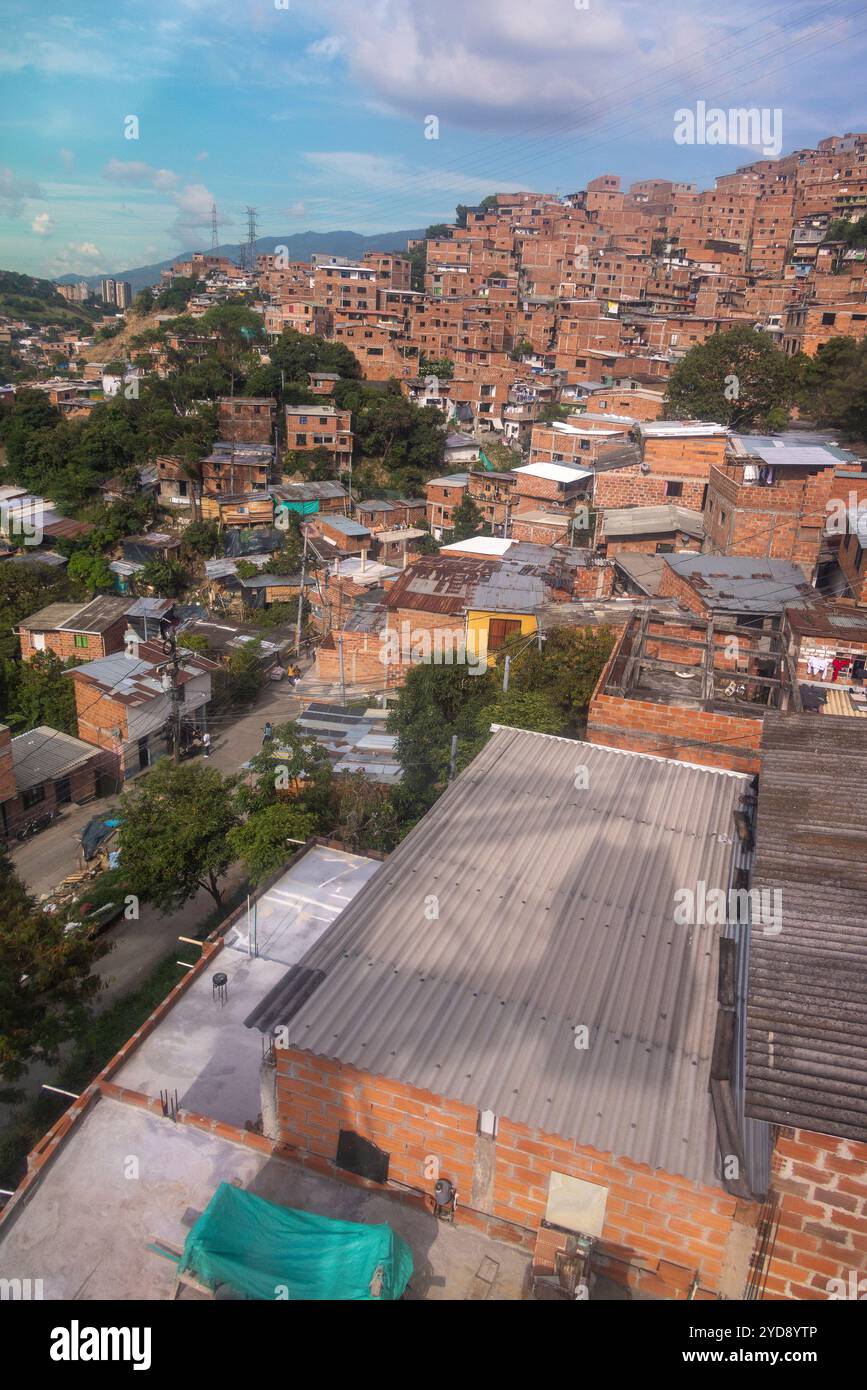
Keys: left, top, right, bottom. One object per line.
{"left": 294, "top": 525, "right": 308, "bottom": 657}
{"left": 503, "top": 654, "right": 511, "bottom": 693}
{"left": 337, "top": 633, "right": 346, "bottom": 707}
{"left": 210, "top": 201, "right": 219, "bottom": 252}
{"left": 244, "top": 205, "right": 258, "bottom": 275}
{"left": 448, "top": 734, "right": 458, "bottom": 781}
{"left": 159, "top": 608, "right": 183, "bottom": 763}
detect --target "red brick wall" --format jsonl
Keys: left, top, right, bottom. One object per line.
{"left": 587, "top": 690, "right": 764, "bottom": 774}
{"left": 656, "top": 563, "right": 710, "bottom": 616}
{"left": 275, "top": 1046, "right": 757, "bottom": 1297}
{"left": 0, "top": 725, "right": 15, "bottom": 802}
{"left": 759, "top": 1130, "right": 867, "bottom": 1300}
{"left": 20, "top": 620, "right": 126, "bottom": 664}
{"left": 316, "top": 630, "right": 386, "bottom": 685}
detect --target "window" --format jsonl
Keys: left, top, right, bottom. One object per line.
{"left": 487, "top": 617, "right": 522, "bottom": 650}
{"left": 32, "top": 632, "right": 46, "bottom": 651}
{"left": 822, "top": 312, "right": 837, "bottom": 326}
{"left": 74, "top": 634, "right": 89, "bottom": 649}
{"left": 22, "top": 784, "right": 46, "bottom": 810}
{"left": 665, "top": 481, "right": 683, "bottom": 498}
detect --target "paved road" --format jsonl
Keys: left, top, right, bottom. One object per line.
{"left": 9, "top": 676, "right": 309, "bottom": 900}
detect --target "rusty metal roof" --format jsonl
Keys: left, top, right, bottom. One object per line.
{"left": 385, "top": 554, "right": 497, "bottom": 614}
{"left": 284, "top": 727, "right": 750, "bottom": 1186}
{"left": 745, "top": 712, "right": 867, "bottom": 1141}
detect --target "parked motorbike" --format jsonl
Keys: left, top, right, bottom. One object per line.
{"left": 16, "top": 807, "right": 59, "bottom": 840}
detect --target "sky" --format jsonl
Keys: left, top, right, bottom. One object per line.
{"left": 0, "top": 0, "right": 865, "bottom": 279}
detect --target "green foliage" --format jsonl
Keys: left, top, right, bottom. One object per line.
{"left": 0, "top": 852, "right": 108, "bottom": 1084}
{"left": 117, "top": 760, "right": 241, "bottom": 910}
{"left": 330, "top": 379, "right": 446, "bottom": 493}
{"left": 0, "top": 271, "right": 101, "bottom": 330}
{"left": 825, "top": 214, "right": 867, "bottom": 248}
{"left": 132, "top": 287, "right": 155, "bottom": 316}
{"left": 66, "top": 550, "right": 114, "bottom": 592}
{"left": 450, "top": 493, "right": 487, "bottom": 541}
{"left": 798, "top": 336, "right": 867, "bottom": 441}
{"left": 212, "top": 641, "right": 264, "bottom": 708}
{"left": 138, "top": 556, "right": 188, "bottom": 597}
{"left": 388, "top": 664, "right": 499, "bottom": 820}
{"left": 475, "top": 688, "right": 562, "bottom": 736}
{"left": 418, "top": 355, "right": 454, "bottom": 381}
{"left": 6, "top": 651, "right": 78, "bottom": 734}
{"left": 665, "top": 325, "right": 799, "bottom": 429}
{"left": 237, "top": 720, "right": 333, "bottom": 819}
{"left": 329, "top": 772, "right": 403, "bottom": 854}
{"left": 181, "top": 520, "right": 220, "bottom": 557}
{"left": 177, "top": 633, "right": 210, "bottom": 653}
{"left": 227, "top": 801, "right": 316, "bottom": 883}
{"left": 508, "top": 625, "right": 616, "bottom": 733}
{"left": 269, "top": 327, "right": 361, "bottom": 390}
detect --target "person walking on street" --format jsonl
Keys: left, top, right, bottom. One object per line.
{"left": 263, "top": 721, "right": 273, "bottom": 745}
{"left": 202, "top": 731, "right": 211, "bottom": 758}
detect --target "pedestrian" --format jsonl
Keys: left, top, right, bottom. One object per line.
{"left": 262, "top": 721, "right": 273, "bottom": 745}
{"left": 202, "top": 731, "right": 211, "bottom": 758}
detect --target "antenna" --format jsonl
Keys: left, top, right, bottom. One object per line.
{"left": 244, "top": 205, "right": 258, "bottom": 274}
{"left": 210, "top": 201, "right": 219, "bottom": 252}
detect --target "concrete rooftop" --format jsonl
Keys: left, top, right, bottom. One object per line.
{"left": 0, "top": 1097, "right": 531, "bottom": 1300}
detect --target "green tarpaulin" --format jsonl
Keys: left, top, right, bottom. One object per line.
{"left": 178, "top": 1183, "right": 414, "bottom": 1300}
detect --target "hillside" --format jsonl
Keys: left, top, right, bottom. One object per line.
{"left": 0, "top": 270, "right": 104, "bottom": 330}
{"left": 55, "top": 228, "right": 427, "bottom": 294}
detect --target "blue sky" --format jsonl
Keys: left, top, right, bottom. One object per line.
{"left": 1, "top": 0, "right": 865, "bottom": 278}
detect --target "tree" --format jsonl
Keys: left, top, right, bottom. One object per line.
{"left": 450, "top": 493, "right": 486, "bottom": 541}
{"left": 665, "top": 325, "right": 799, "bottom": 429}
{"left": 509, "top": 625, "right": 616, "bottom": 733}
{"left": 475, "top": 688, "right": 562, "bottom": 737}
{"left": 237, "top": 720, "right": 333, "bottom": 819}
{"left": 0, "top": 852, "right": 108, "bottom": 1089}
{"left": 9, "top": 651, "right": 79, "bottom": 733}
{"left": 132, "top": 287, "right": 155, "bottom": 316}
{"left": 66, "top": 550, "right": 114, "bottom": 592}
{"left": 212, "top": 642, "right": 264, "bottom": 708}
{"left": 227, "top": 802, "right": 316, "bottom": 883}
{"left": 798, "top": 337, "right": 867, "bottom": 442}
{"left": 117, "top": 761, "right": 240, "bottom": 911}
{"left": 330, "top": 773, "right": 402, "bottom": 853}
{"left": 181, "top": 520, "right": 220, "bottom": 558}
{"left": 138, "top": 556, "right": 188, "bottom": 597}
{"left": 388, "top": 664, "right": 498, "bottom": 820}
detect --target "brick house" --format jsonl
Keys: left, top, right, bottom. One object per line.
{"left": 285, "top": 405, "right": 353, "bottom": 471}
{"left": 598, "top": 504, "right": 704, "bottom": 556}
{"left": 656, "top": 553, "right": 815, "bottom": 621}
{"left": 1, "top": 725, "right": 114, "bottom": 839}
{"left": 314, "top": 515, "right": 373, "bottom": 556}
{"left": 18, "top": 597, "right": 130, "bottom": 664}
{"left": 744, "top": 713, "right": 867, "bottom": 1300}
{"left": 270, "top": 727, "right": 766, "bottom": 1298}
{"left": 512, "top": 462, "right": 593, "bottom": 517}
{"left": 425, "top": 473, "right": 469, "bottom": 538}
{"left": 65, "top": 638, "right": 217, "bottom": 782}
{"left": 217, "top": 397, "right": 276, "bottom": 445}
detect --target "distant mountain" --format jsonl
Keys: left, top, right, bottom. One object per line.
{"left": 0, "top": 270, "right": 101, "bottom": 328}
{"left": 56, "top": 229, "right": 427, "bottom": 294}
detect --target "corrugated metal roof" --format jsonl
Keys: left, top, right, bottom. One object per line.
{"left": 11, "top": 726, "right": 101, "bottom": 793}
{"left": 749, "top": 445, "right": 841, "bottom": 470}
{"left": 285, "top": 727, "right": 749, "bottom": 1185}
{"left": 745, "top": 713, "right": 867, "bottom": 1141}
{"left": 602, "top": 505, "right": 703, "bottom": 538}
{"left": 665, "top": 555, "right": 814, "bottom": 614}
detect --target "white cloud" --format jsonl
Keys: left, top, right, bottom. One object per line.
{"left": 171, "top": 182, "right": 218, "bottom": 235}
{"left": 303, "top": 150, "right": 511, "bottom": 197}
{"left": 31, "top": 213, "right": 53, "bottom": 236}
{"left": 195, "top": 151, "right": 209, "bottom": 161}
{"left": 0, "top": 166, "right": 41, "bottom": 218}
{"left": 59, "top": 148, "right": 75, "bottom": 170}
{"left": 307, "top": 35, "right": 343, "bottom": 60}
{"left": 311, "top": 0, "right": 799, "bottom": 132}
{"left": 103, "top": 160, "right": 179, "bottom": 189}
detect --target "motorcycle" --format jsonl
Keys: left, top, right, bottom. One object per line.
{"left": 16, "top": 807, "right": 59, "bottom": 840}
